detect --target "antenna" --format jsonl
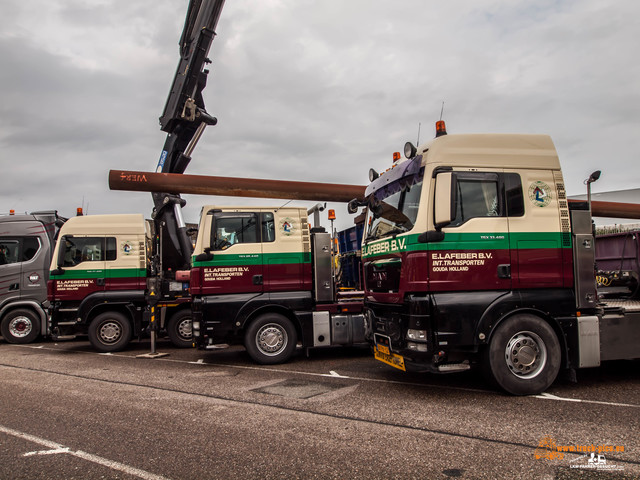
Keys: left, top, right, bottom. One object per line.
{"left": 439, "top": 101, "right": 445, "bottom": 121}
{"left": 274, "top": 199, "right": 293, "bottom": 212}
{"left": 416, "top": 122, "right": 421, "bottom": 146}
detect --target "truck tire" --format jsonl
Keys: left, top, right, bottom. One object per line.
{"left": 167, "top": 310, "right": 193, "bottom": 348}
{"left": 1, "top": 309, "right": 41, "bottom": 344}
{"left": 484, "top": 314, "right": 561, "bottom": 396}
{"left": 244, "top": 313, "right": 297, "bottom": 365}
{"left": 88, "top": 311, "right": 132, "bottom": 352}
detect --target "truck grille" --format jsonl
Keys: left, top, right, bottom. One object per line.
{"left": 367, "top": 308, "right": 403, "bottom": 343}
{"left": 364, "top": 259, "right": 401, "bottom": 293}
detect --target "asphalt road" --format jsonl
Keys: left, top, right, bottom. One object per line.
{"left": 0, "top": 337, "right": 638, "bottom": 479}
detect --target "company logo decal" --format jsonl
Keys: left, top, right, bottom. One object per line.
{"left": 431, "top": 252, "right": 492, "bottom": 272}
{"left": 363, "top": 237, "right": 407, "bottom": 257}
{"left": 121, "top": 241, "right": 133, "bottom": 255}
{"left": 28, "top": 272, "right": 40, "bottom": 283}
{"left": 55, "top": 279, "right": 92, "bottom": 292}
{"left": 529, "top": 181, "right": 552, "bottom": 207}
{"left": 204, "top": 266, "right": 249, "bottom": 282}
{"left": 280, "top": 217, "right": 295, "bottom": 236}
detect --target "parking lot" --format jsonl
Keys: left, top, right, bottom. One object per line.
{"left": 0, "top": 337, "right": 638, "bottom": 479}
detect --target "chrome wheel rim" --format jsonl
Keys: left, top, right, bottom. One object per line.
{"left": 9, "top": 316, "right": 33, "bottom": 338}
{"left": 504, "top": 330, "right": 547, "bottom": 379}
{"left": 98, "top": 321, "right": 122, "bottom": 344}
{"left": 256, "top": 323, "right": 287, "bottom": 356}
{"left": 177, "top": 318, "right": 192, "bottom": 340}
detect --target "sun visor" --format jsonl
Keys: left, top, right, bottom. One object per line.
{"left": 364, "top": 155, "right": 423, "bottom": 202}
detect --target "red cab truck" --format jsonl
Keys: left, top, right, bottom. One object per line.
{"left": 358, "top": 123, "right": 640, "bottom": 395}
{"left": 191, "top": 206, "right": 365, "bottom": 364}
{"left": 48, "top": 214, "right": 192, "bottom": 351}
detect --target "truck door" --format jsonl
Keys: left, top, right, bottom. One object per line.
{"left": 430, "top": 171, "right": 512, "bottom": 293}
{"left": 19, "top": 236, "right": 47, "bottom": 301}
{"left": 51, "top": 236, "right": 106, "bottom": 301}
{"left": 507, "top": 170, "right": 567, "bottom": 289}
{"left": 0, "top": 238, "right": 23, "bottom": 303}
{"left": 105, "top": 236, "right": 146, "bottom": 291}
{"left": 201, "top": 212, "right": 263, "bottom": 295}
{"left": 262, "top": 211, "right": 308, "bottom": 292}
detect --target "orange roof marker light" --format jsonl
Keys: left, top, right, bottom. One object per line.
{"left": 9, "top": 209, "right": 15, "bottom": 215}
{"left": 436, "top": 120, "right": 447, "bottom": 137}
{"left": 393, "top": 152, "right": 401, "bottom": 162}
{"left": 76, "top": 207, "right": 83, "bottom": 216}
{"left": 328, "top": 209, "right": 336, "bottom": 221}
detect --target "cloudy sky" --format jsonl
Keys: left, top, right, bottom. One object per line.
{"left": 1, "top": 0, "right": 639, "bottom": 230}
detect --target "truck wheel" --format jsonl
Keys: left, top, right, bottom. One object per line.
{"left": 1, "top": 309, "right": 40, "bottom": 344}
{"left": 244, "top": 314, "right": 297, "bottom": 365}
{"left": 484, "top": 314, "right": 561, "bottom": 396}
{"left": 88, "top": 312, "right": 132, "bottom": 352}
{"left": 167, "top": 310, "right": 193, "bottom": 348}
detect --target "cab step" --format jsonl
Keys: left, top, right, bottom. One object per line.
{"left": 52, "top": 334, "right": 77, "bottom": 341}
{"left": 437, "top": 362, "right": 471, "bottom": 373}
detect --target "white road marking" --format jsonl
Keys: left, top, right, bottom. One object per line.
{"left": 534, "top": 392, "right": 640, "bottom": 408}
{"left": 24, "top": 447, "right": 70, "bottom": 456}
{"left": 10, "top": 344, "right": 640, "bottom": 407}
{"left": 323, "top": 370, "right": 350, "bottom": 378}
{"left": 0, "top": 425, "right": 170, "bottom": 480}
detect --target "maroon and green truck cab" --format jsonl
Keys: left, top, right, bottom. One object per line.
{"left": 48, "top": 214, "right": 192, "bottom": 352}
{"left": 191, "top": 206, "right": 365, "bottom": 364}
{"left": 361, "top": 127, "right": 640, "bottom": 395}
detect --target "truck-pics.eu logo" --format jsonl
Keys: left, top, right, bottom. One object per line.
{"left": 534, "top": 436, "right": 625, "bottom": 472}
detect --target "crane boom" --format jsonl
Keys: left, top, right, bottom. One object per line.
{"left": 153, "top": 0, "right": 226, "bottom": 270}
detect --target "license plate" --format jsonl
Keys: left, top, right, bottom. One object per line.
{"left": 374, "top": 346, "right": 406, "bottom": 371}
{"left": 374, "top": 334, "right": 405, "bottom": 371}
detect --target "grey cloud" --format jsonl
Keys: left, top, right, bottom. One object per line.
{"left": 1, "top": 0, "right": 639, "bottom": 228}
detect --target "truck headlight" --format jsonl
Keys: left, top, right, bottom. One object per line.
{"left": 407, "top": 342, "right": 428, "bottom": 352}
{"left": 406, "top": 329, "right": 427, "bottom": 341}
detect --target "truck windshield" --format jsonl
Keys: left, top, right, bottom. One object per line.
{"left": 365, "top": 178, "right": 423, "bottom": 242}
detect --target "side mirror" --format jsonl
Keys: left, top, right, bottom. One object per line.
{"left": 55, "top": 236, "right": 68, "bottom": 272}
{"left": 347, "top": 198, "right": 361, "bottom": 215}
{"left": 434, "top": 172, "right": 454, "bottom": 228}
{"left": 194, "top": 247, "right": 213, "bottom": 263}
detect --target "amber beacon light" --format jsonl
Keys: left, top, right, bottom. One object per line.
{"left": 436, "top": 120, "right": 447, "bottom": 137}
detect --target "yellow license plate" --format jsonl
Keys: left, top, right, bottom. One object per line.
{"left": 374, "top": 346, "right": 406, "bottom": 371}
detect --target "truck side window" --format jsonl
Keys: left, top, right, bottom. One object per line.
{"left": 504, "top": 173, "right": 524, "bottom": 217}
{"left": 106, "top": 237, "right": 117, "bottom": 261}
{"left": 211, "top": 214, "right": 258, "bottom": 250}
{"left": 261, "top": 213, "right": 275, "bottom": 243}
{"left": 22, "top": 237, "right": 40, "bottom": 262}
{"left": 0, "top": 239, "right": 19, "bottom": 265}
{"left": 450, "top": 176, "right": 500, "bottom": 227}
{"left": 62, "top": 237, "right": 105, "bottom": 266}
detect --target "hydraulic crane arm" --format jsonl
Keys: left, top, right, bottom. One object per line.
{"left": 153, "top": 0, "right": 226, "bottom": 270}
